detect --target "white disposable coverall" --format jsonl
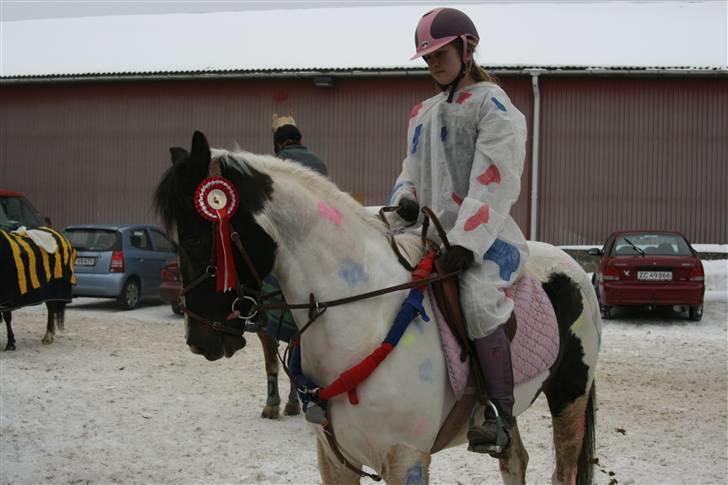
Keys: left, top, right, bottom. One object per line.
{"left": 389, "top": 81, "right": 529, "bottom": 339}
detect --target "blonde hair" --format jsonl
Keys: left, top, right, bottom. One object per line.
{"left": 459, "top": 39, "right": 498, "bottom": 84}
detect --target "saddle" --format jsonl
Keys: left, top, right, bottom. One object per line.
{"left": 430, "top": 258, "right": 516, "bottom": 403}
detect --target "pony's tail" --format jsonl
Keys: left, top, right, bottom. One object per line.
{"left": 576, "top": 381, "right": 597, "bottom": 485}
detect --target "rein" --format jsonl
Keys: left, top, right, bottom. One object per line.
{"left": 180, "top": 162, "right": 455, "bottom": 480}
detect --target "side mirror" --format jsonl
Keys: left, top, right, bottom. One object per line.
{"left": 587, "top": 248, "right": 603, "bottom": 256}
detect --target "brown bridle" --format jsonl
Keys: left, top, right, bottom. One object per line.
{"left": 177, "top": 163, "right": 456, "bottom": 481}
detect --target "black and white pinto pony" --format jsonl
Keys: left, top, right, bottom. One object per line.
{"left": 169, "top": 146, "right": 300, "bottom": 419}
{"left": 155, "top": 131, "right": 601, "bottom": 485}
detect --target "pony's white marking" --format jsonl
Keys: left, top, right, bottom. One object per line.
{"left": 207, "top": 148, "right": 600, "bottom": 480}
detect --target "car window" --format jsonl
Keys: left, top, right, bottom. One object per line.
{"left": 611, "top": 233, "right": 693, "bottom": 256}
{"left": 129, "top": 229, "right": 152, "bottom": 250}
{"left": 0, "top": 196, "right": 45, "bottom": 230}
{"left": 150, "top": 229, "right": 176, "bottom": 253}
{"left": 64, "top": 229, "right": 121, "bottom": 251}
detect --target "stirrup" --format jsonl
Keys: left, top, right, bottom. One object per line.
{"left": 467, "top": 402, "right": 512, "bottom": 459}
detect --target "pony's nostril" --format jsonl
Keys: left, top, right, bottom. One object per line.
{"left": 188, "top": 344, "right": 202, "bottom": 355}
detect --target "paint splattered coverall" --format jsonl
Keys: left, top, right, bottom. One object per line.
{"left": 389, "top": 82, "right": 529, "bottom": 339}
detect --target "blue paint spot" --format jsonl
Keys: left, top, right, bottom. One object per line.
{"left": 491, "top": 97, "right": 507, "bottom": 112}
{"left": 411, "top": 124, "right": 422, "bottom": 154}
{"left": 406, "top": 462, "right": 425, "bottom": 485}
{"left": 338, "top": 258, "right": 368, "bottom": 288}
{"left": 440, "top": 126, "right": 448, "bottom": 142}
{"left": 387, "top": 183, "right": 404, "bottom": 204}
{"left": 418, "top": 358, "right": 434, "bottom": 383}
{"left": 484, "top": 239, "right": 521, "bottom": 281}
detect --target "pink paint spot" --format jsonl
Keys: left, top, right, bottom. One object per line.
{"left": 317, "top": 201, "right": 342, "bottom": 226}
{"left": 413, "top": 415, "right": 428, "bottom": 436}
{"left": 409, "top": 102, "right": 423, "bottom": 118}
{"left": 451, "top": 192, "right": 463, "bottom": 206}
{"left": 464, "top": 205, "right": 490, "bottom": 232}
{"left": 576, "top": 414, "right": 586, "bottom": 436}
{"left": 477, "top": 165, "right": 501, "bottom": 185}
{"left": 455, "top": 92, "right": 472, "bottom": 104}
{"left": 504, "top": 287, "right": 512, "bottom": 298}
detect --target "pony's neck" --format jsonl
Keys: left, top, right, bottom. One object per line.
{"left": 257, "top": 172, "right": 409, "bottom": 301}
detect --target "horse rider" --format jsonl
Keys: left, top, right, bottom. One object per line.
{"left": 272, "top": 114, "right": 328, "bottom": 176}
{"left": 388, "top": 7, "right": 529, "bottom": 458}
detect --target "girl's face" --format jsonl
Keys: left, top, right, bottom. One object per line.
{"left": 423, "top": 43, "right": 462, "bottom": 85}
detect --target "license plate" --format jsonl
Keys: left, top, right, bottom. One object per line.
{"left": 75, "top": 257, "right": 96, "bottom": 267}
{"left": 637, "top": 271, "right": 672, "bottom": 281}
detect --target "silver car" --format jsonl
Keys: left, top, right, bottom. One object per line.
{"left": 64, "top": 224, "right": 177, "bottom": 310}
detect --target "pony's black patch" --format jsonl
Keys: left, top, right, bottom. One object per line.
{"left": 541, "top": 273, "right": 590, "bottom": 416}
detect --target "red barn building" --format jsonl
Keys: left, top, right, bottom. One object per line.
{"left": 1, "top": 4, "right": 726, "bottom": 244}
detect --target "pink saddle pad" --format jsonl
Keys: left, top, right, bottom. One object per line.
{"left": 429, "top": 275, "right": 560, "bottom": 400}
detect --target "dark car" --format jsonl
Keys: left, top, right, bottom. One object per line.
{"left": 0, "top": 189, "right": 47, "bottom": 230}
{"left": 589, "top": 230, "right": 705, "bottom": 320}
{"left": 64, "top": 224, "right": 177, "bottom": 310}
{"left": 160, "top": 259, "right": 182, "bottom": 315}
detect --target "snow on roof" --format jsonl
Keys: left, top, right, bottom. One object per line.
{"left": 1, "top": 2, "right": 726, "bottom": 79}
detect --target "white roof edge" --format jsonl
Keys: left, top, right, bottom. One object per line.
{"left": 2, "top": 3, "right": 726, "bottom": 77}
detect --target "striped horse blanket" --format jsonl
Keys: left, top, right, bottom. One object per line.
{"left": 0, "top": 227, "right": 76, "bottom": 311}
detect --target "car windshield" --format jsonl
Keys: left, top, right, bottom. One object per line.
{"left": 0, "top": 196, "right": 46, "bottom": 230}
{"left": 64, "top": 229, "right": 121, "bottom": 251}
{"left": 611, "top": 233, "right": 693, "bottom": 256}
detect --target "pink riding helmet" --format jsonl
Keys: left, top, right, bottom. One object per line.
{"left": 411, "top": 7, "right": 480, "bottom": 62}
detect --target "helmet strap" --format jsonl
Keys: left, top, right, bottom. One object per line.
{"left": 444, "top": 62, "right": 468, "bottom": 103}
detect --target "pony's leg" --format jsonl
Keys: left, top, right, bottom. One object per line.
{"left": 381, "top": 445, "right": 431, "bottom": 485}
{"left": 257, "top": 331, "right": 281, "bottom": 419}
{"left": 2, "top": 311, "right": 15, "bottom": 351}
{"left": 42, "top": 302, "right": 56, "bottom": 344}
{"left": 548, "top": 392, "right": 590, "bottom": 485}
{"left": 284, "top": 377, "right": 301, "bottom": 416}
{"left": 316, "top": 436, "right": 362, "bottom": 485}
{"left": 498, "top": 422, "right": 528, "bottom": 485}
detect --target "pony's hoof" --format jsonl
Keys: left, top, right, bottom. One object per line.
{"left": 261, "top": 405, "right": 280, "bottom": 419}
{"left": 5, "top": 343, "right": 16, "bottom": 351}
{"left": 284, "top": 401, "right": 301, "bottom": 416}
{"left": 41, "top": 336, "right": 54, "bottom": 345}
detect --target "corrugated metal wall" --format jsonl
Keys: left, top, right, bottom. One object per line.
{"left": 1, "top": 75, "right": 725, "bottom": 243}
{"left": 538, "top": 77, "right": 728, "bottom": 244}
{"left": 0, "top": 76, "right": 532, "bottom": 234}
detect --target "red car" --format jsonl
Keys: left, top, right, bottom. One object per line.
{"left": 589, "top": 230, "right": 705, "bottom": 321}
{"left": 160, "top": 259, "right": 182, "bottom": 315}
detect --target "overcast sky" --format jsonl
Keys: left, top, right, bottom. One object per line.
{"left": 1, "top": 0, "right": 700, "bottom": 21}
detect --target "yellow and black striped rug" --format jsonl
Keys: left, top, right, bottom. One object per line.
{"left": 0, "top": 227, "right": 76, "bottom": 310}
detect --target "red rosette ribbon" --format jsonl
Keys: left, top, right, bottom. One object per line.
{"left": 194, "top": 177, "right": 240, "bottom": 292}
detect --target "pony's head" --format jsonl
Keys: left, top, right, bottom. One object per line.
{"left": 154, "top": 131, "right": 277, "bottom": 360}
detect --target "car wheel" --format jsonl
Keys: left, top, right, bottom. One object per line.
{"left": 689, "top": 305, "right": 703, "bottom": 322}
{"left": 171, "top": 302, "right": 183, "bottom": 316}
{"left": 600, "top": 305, "right": 613, "bottom": 320}
{"left": 118, "top": 278, "right": 141, "bottom": 310}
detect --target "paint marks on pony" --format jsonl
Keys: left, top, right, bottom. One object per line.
{"left": 412, "top": 416, "right": 429, "bottom": 438}
{"left": 418, "top": 358, "right": 434, "bottom": 383}
{"left": 338, "top": 258, "right": 368, "bottom": 288}
{"left": 317, "top": 201, "right": 342, "bottom": 226}
{"left": 405, "top": 461, "right": 425, "bottom": 484}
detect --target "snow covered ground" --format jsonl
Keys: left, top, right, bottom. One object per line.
{"left": 1, "top": 261, "right": 726, "bottom": 484}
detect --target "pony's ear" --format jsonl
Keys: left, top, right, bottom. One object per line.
{"left": 189, "top": 130, "right": 211, "bottom": 170}
{"left": 169, "top": 147, "right": 189, "bottom": 165}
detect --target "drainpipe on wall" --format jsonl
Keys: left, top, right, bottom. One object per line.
{"left": 528, "top": 70, "right": 544, "bottom": 241}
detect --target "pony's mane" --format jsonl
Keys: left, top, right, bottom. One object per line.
{"left": 212, "top": 148, "right": 387, "bottom": 234}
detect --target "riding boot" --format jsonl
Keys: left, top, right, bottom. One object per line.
{"left": 467, "top": 324, "right": 515, "bottom": 458}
